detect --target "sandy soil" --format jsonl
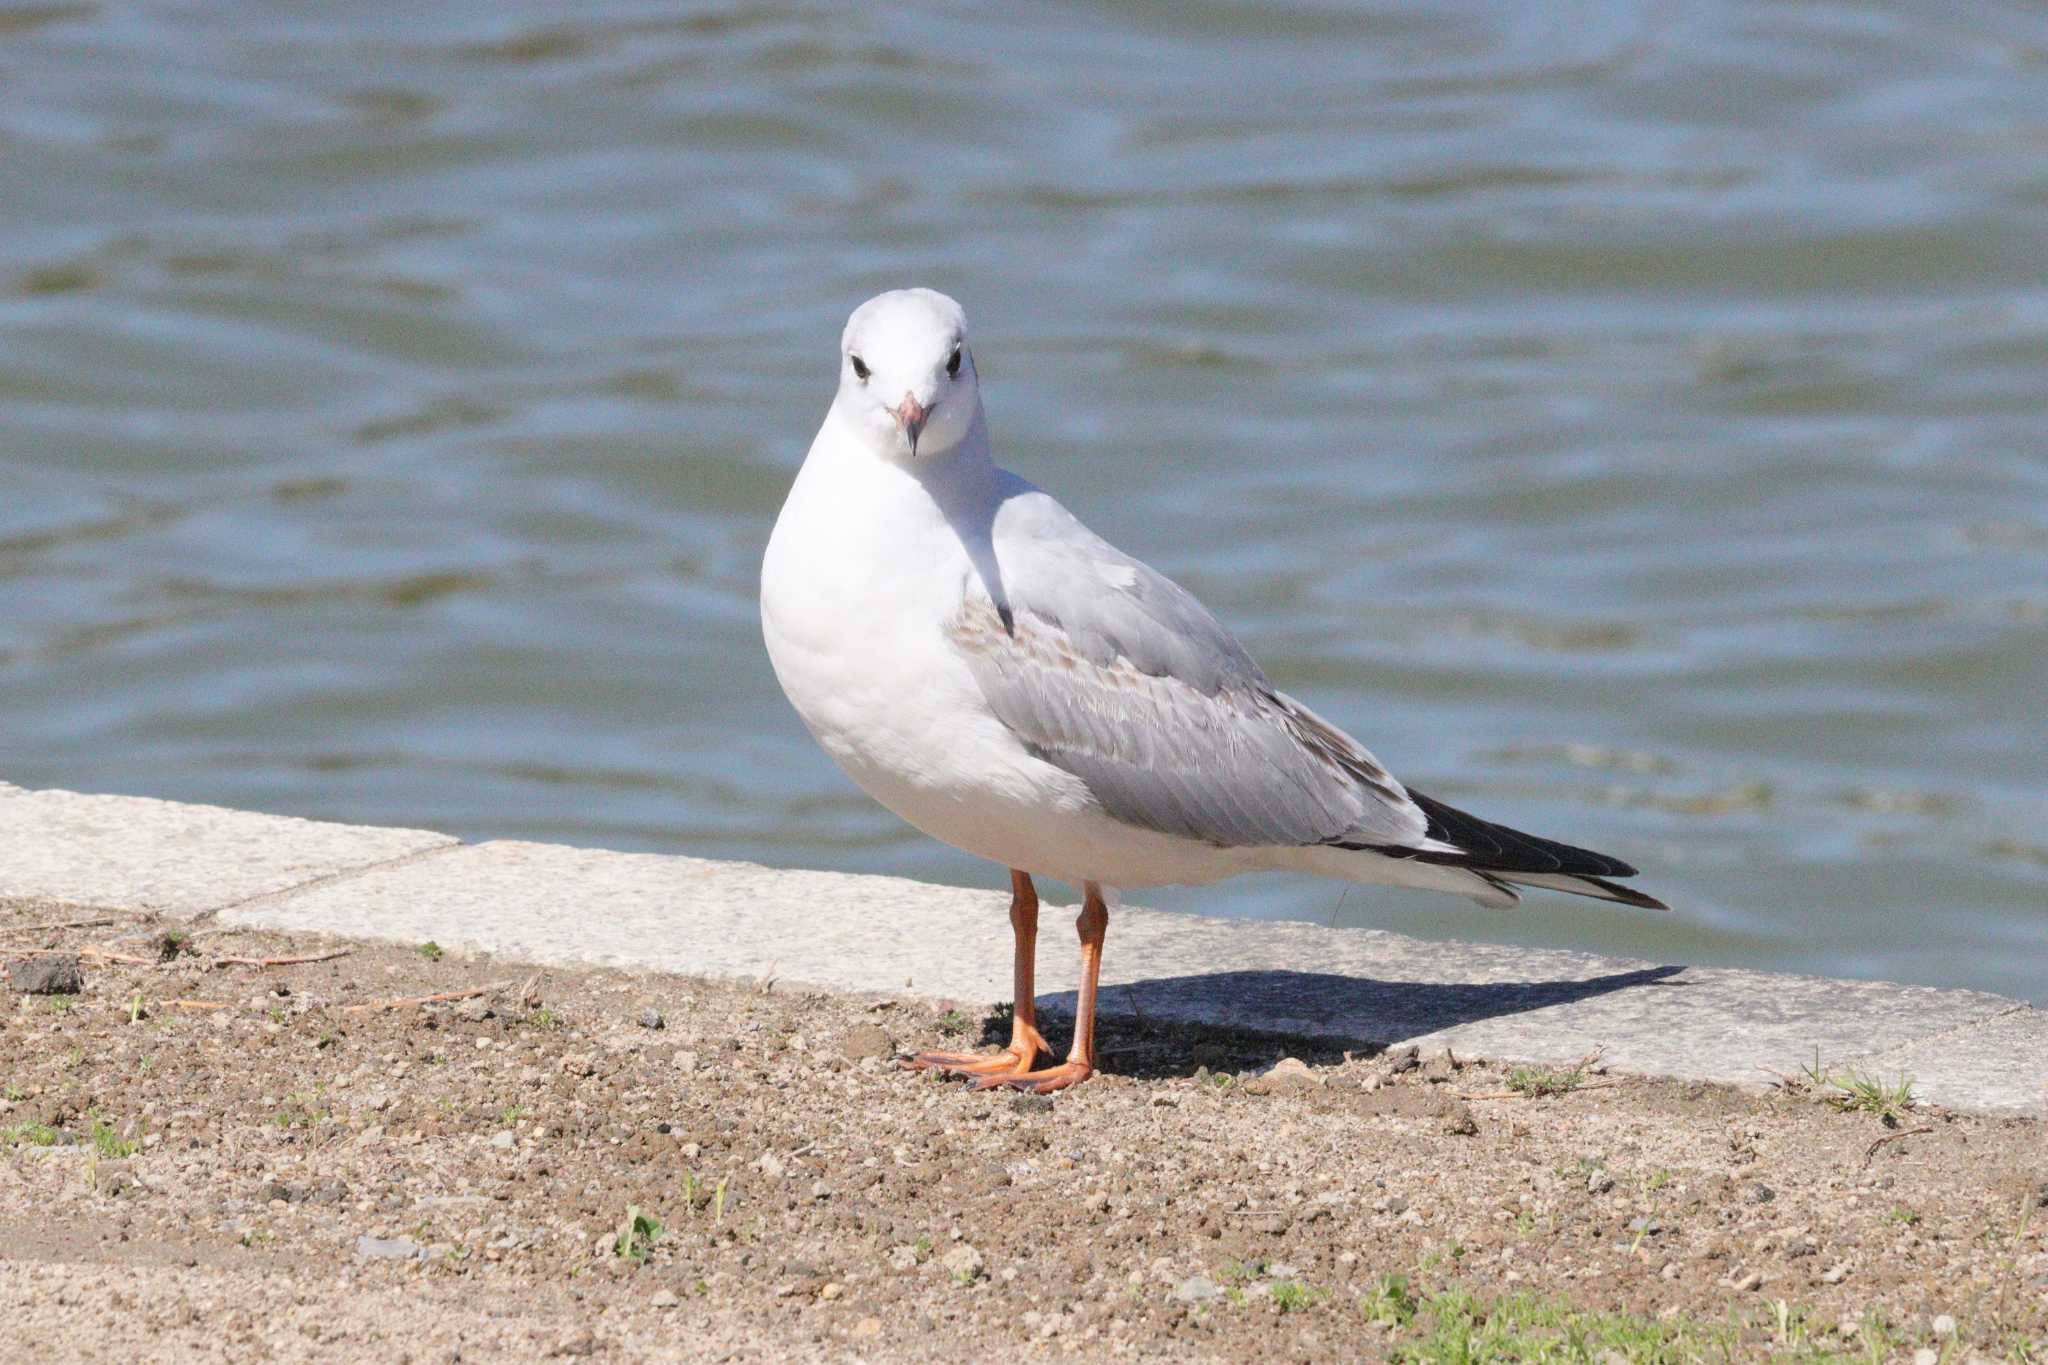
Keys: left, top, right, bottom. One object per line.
{"left": 2, "top": 904, "right": 2043, "bottom": 1363}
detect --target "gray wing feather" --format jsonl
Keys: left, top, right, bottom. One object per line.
{"left": 947, "top": 494, "right": 1428, "bottom": 851}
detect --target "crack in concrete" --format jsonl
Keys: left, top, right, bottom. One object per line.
{"left": 195, "top": 838, "right": 465, "bottom": 926}
{"left": 1840, "top": 1001, "right": 2032, "bottom": 1070}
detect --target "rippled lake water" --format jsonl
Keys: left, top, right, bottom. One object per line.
{"left": 2, "top": 2, "right": 2044, "bottom": 1001}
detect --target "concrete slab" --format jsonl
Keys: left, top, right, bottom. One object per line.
{"left": 219, "top": 837, "right": 2044, "bottom": 1115}
{"left": 1843, "top": 1007, "right": 2048, "bottom": 1117}
{"left": 0, "top": 786, "right": 455, "bottom": 919}
{"left": 218, "top": 840, "right": 1003, "bottom": 989}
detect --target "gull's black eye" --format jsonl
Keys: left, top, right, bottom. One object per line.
{"left": 946, "top": 348, "right": 962, "bottom": 378}
{"left": 849, "top": 355, "right": 870, "bottom": 381}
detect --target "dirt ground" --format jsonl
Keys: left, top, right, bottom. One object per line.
{"left": 2, "top": 903, "right": 2043, "bottom": 1363}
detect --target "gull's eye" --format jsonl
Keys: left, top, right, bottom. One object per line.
{"left": 946, "top": 348, "right": 962, "bottom": 378}
{"left": 849, "top": 355, "right": 870, "bottom": 381}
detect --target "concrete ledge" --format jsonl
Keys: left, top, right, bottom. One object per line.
{"left": 0, "top": 786, "right": 455, "bottom": 918}
{"left": 4, "top": 782, "right": 2043, "bottom": 1116}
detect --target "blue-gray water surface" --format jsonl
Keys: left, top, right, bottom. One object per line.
{"left": 2, "top": 2, "right": 2044, "bottom": 1002}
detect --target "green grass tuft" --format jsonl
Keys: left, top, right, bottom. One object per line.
{"left": 612, "top": 1205, "right": 662, "bottom": 1262}
{"left": 1361, "top": 1274, "right": 1419, "bottom": 1327}
{"left": 273, "top": 1088, "right": 329, "bottom": 1129}
{"left": 1269, "top": 1279, "right": 1324, "bottom": 1313}
{"left": 1389, "top": 1286, "right": 1740, "bottom": 1363}
{"left": 1795, "top": 1051, "right": 1916, "bottom": 1124}
{"left": 1821, "top": 1069, "right": 1916, "bottom": 1123}
{"left": 89, "top": 1119, "right": 138, "bottom": 1158}
{"left": 1505, "top": 1065, "right": 1586, "bottom": 1098}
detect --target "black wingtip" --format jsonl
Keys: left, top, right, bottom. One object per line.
{"left": 1402, "top": 787, "right": 1644, "bottom": 878}
{"left": 1567, "top": 874, "right": 1671, "bottom": 912}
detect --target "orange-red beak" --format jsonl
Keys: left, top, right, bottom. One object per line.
{"left": 892, "top": 393, "right": 927, "bottom": 451}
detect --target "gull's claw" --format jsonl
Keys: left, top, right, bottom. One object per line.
{"left": 971, "top": 1059, "right": 1093, "bottom": 1095}
{"left": 902, "top": 1037, "right": 1045, "bottom": 1080}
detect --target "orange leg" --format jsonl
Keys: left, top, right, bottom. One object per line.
{"left": 905, "top": 870, "right": 1051, "bottom": 1078}
{"left": 974, "top": 882, "right": 1107, "bottom": 1094}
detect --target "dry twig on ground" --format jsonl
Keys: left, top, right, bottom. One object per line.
{"left": 343, "top": 981, "right": 515, "bottom": 1014}
{"left": 1863, "top": 1125, "right": 1936, "bottom": 1165}
{"left": 1459, "top": 1080, "right": 1626, "bottom": 1101}
{"left": 212, "top": 949, "right": 354, "bottom": 969}
{"left": 10, "top": 945, "right": 156, "bottom": 966}
{"left": 0, "top": 916, "right": 121, "bottom": 937}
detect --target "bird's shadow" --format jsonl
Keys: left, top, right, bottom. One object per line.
{"left": 981, "top": 965, "right": 1687, "bottom": 1080}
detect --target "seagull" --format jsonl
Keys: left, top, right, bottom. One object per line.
{"left": 761, "top": 288, "right": 1666, "bottom": 1094}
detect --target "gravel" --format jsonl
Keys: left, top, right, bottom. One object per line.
{"left": 2, "top": 916, "right": 2043, "bottom": 1362}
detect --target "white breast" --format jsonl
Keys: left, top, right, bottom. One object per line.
{"left": 761, "top": 437, "right": 1072, "bottom": 851}
{"left": 760, "top": 428, "right": 1256, "bottom": 889}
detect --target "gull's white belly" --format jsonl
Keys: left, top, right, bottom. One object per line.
{"left": 760, "top": 465, "right": 1246, "bottom": 888}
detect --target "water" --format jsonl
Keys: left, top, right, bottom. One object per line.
{"left": 2, "top": 2, "right": 2043, "bottom": 1002}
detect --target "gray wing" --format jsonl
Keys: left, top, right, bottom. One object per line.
{"left": 946, "top": 493, "right": 1429, "bottom": 851}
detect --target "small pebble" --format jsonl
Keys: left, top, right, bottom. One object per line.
{"left": 1746, "top": 1183, "right": 1776, "bottom": 1204}
{"left": 839, "top": 1024, "right": 893, "bottom": 1062}
{"left": 939, "top": 1244, "right": 985, "bottom": 1282}
{"left": 7, "top": 954, "right": 82, "bottom": 996}
{"left": 1932, "top": 1315, "right": 1956, "bottom": 1338}
{"left": 1438, "top": 1100, "right": 1479, "bottom": 1136}
{"left": 1247, "top": 1057, "right": 1320, "bottom": 1094}
{"left": 637, "top": 1009, "right": 665, "bottom": 1031}
{"left": 356, "top": 1235, "right": 429, "bottom": 1261}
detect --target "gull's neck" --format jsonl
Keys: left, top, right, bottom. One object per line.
{"left": 821, "top": 399, "right": 1000, "bottom": 509}
{"left": 799, "top": 396, "right": 1013, "bottom": 615}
